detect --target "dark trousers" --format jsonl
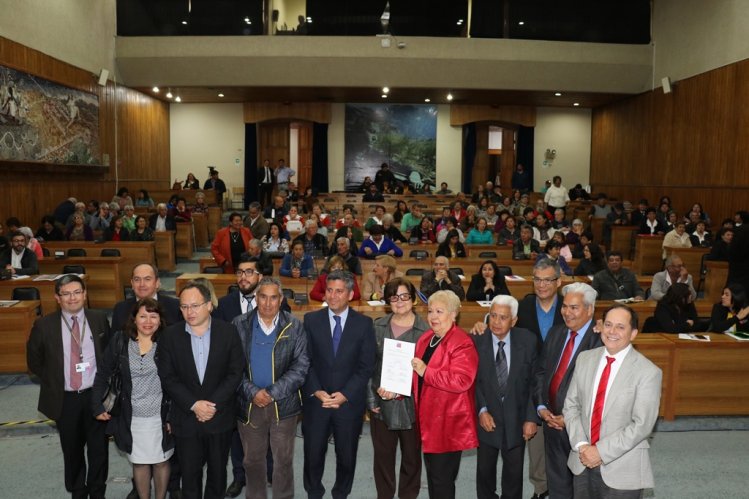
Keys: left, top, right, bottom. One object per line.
{"left": 369, "top": 415, "right": 422, "bottom": 499}
{"left": 573, "top": 467, "right": 644, "bottom": 499}
{"left": 168, "top": 448, "right": 182, "bottom": 491}
{"left": 230, "top": 427, "right": 274, "bottom": 484}
{"left": 544, "top": 423, "right": 574, "bottom": 499}
{"left": 57, "top": 390, "right": 109, "bottom": 499}
{"left": 302, "top": 406, "right": 364, "bottom": 499}
{"left": 259, "top": 183, "right": 273, "bottom": 207}
{"left": 176, "top": 429, "right": 232, "bottom": 499}
{"left": 476, "top": 442, "right": 525, "bottom": 499}
{"left": 423, "top": 451, "right": 462, "bottom": 499}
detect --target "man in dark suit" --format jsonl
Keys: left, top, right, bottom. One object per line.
{"left": 245, "top": 238, "right": 274, "bottom": 276}
{"left": 302, "top": 270, "right": 376, "bottom": 498}
{"left": 475, "top": 295, "right": 540, "bottom": 499}
{"left": 244, "top": 201, "right": 270, "bottom": 240}
{"left": 257, "top": 160, "right": 274, "bottom": 207}
{"left": 534, "top": 282, "right": 602, "bottom": 499}
{"left": 157, "top": 281, "right": 244, "bottom": 499}
{"left": 419, "top": 256, "right": 466, "bottom": 300}
{"left": 149, "top": 203, "right": 177, "bottom": 232}
{"left": 111, "top": 263, "right": 181, "bottom": 332}
{"left": 26, "top": 274, "right": 111, "bottom": 498}
{"left": 0, "top": 230, "right": 39, "bottom": 275}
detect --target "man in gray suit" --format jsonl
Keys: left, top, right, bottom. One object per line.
{"left": 563, "top": 304, "right": 662, "bottom": 498}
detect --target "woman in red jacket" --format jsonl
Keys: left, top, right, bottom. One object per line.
{"left": 411, "top": 289, "right": 479, "bottom": 499}
{"left": 210, "top": 212, "right": 252, "bottom": 275}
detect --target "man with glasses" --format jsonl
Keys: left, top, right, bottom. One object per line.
{"left": 157, "top": 281, "right": 244, "bottom": 499}
{"left": 27, "top": 274, "right": 111, "bottom": 498}
{"left": 233, "top": 276, "right": 309, "bottom": 499}
{"left": 302, "top": 270, "right": 376, "bottom": 499}
{"left": 1, "top": 230, "right": 39, "bottom": 275}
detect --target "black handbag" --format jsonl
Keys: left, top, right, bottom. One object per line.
{"left": 101, "top": 335, "right": 127, "bottom": 416}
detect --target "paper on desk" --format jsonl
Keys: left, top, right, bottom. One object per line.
{"left": 678, "top": 333, "right": 711, "bottom": 341}
{"left": 380, "top": 338, "right": 416, "bottom": 396}
{"left": 367, "top": 300, "right": 386, "bottom": 306}
{"left": 505, "top": 275, "right": 525, "bottom": 281}
{"left": 477, "top": 301, "right": 492, "bottom": 307}
{"left": 11, "top": 275, "right": 31, "bottom": 280}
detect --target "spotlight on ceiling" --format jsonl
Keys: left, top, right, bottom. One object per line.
{"left": 554, "top": 92, "right": 562, "bottom": 96}
{"left": 446, "top": 93, "right": 453, "bottom": 101}
{"left": 181, "top": 20, "right": 188, "bottom": 25}
{"left": 175, "top": 96, "right": 182, "bottom": 103}
{"left": 424, "top": 98, "right": 431, "bottom": 103}
{"left": 152, "top": 87, "right": 160, "bottom": 93}
{"left": 166, "top": 90, "right": 173, "bottom": 99}
{"left": 573, "top": 102, "right": 580, "bottom": 107}
{"left": 218, "top": 93, "right": 225, "bottom": 98}
{"left": 381, "top": 94, "right": 387, "bottom": 99}
{"left": 382, "top": 86, "right": 390, "bottom": 94}
{"left": 518, "top": 21, "right": 525, "bottom": 26}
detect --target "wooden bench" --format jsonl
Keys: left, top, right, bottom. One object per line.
{"left": 703, "top": 260, "right": 728, "bottom": 303}
{"left": 193, "top": 213, "right": 209, "bottom": 248}
{"left": 0, "top": 275, "right": 89, "bottom": 320}
{"left": 610, "top": 225, "right": 637, "bottom": 258}
{"left": 153, "top": 232, "right": 177, "bottom": 271}
{"left": 149, "top": 189, "right": 217, "bottom": 206}
{"left": 175, "top": 223, "right": 194, "bottom": 259}
{"left": 663, "top": 246, "right": 710, "bottom": 290}
{"left": 633, "top": 235, "right": 665, "bottom": 275}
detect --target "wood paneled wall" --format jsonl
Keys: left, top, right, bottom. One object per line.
{"left": 244, "top": 103, "right": 331, "bottom": 124}
{"left": 591, "top": 57, "right": 749, "bottom": 224}
{"left": 0, "top": 36, "right": 170, "bottom": 227}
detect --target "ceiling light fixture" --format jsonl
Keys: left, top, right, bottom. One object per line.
{"left": 166, "top": 90, "right": 173, "bottom": 99}
{"left": 447, "top": 93, "right": 453, "bottom": 101}
{"left": 218, "top": 93, "right": 225, "bottom": 98}
{"left": 381, "top": 94, "right": 387, "bottom": 99}
{"left": 554, "top": 92, "right": 562, "bottom": 96}
{"left": 175, "top": 96, "right": 182, "bottom": 103}
{"left": 456, "top": 19, "right": 464, "bottom": 25}
{"left": 424, "top": 98, "right": 431, "bottom": 103}
{"left": 181, "top": 20, "right": 188, "bottom": 25}
{"left": 244, "top": 17, "right": 251, "bottom": 24}
{"left": 518, "top": 21, "right": 525, "bottom": 25}
{"left": 382, "top": 86, "right": 390, "bottom": 94}
{"left": 306, "top": 17, "right": 312, "bottom": 23}
{"left": 573, "top": 102, "right": 580, "bottom": 107}
{"left": 152, "top": 86, "right": 160, "bottom": 93}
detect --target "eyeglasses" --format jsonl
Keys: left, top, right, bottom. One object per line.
{"left": 235, "top": 269, "right": 261, "bottom": 277}
{"left": 389, "top": 293, "right": 412, "bottom": 302}
{"left": 58, "top": 289, "right": 84, "bottom": 298}
{"left": 179, "top": 301, "right": 209, "bottom": 312}
{"left": 532, "top": 277, "right": 558, "bottom": 285}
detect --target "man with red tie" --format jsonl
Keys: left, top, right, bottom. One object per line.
{"left": 533, "top": 282, "right": 602, "bottom": 499}
{"left": 563, "top": 305, "right": 662, "bottom": 498}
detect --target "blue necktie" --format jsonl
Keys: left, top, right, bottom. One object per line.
{"left": 332, "top": 316, "right": 342, "bottom": 356}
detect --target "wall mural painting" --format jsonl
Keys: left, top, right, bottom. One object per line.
{"left": 344, "top": 103, "right": 437, "bottom": 192}
{"left": 0, "top": 64, "right": 101, "bottom": 165}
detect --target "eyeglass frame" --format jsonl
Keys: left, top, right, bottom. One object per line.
{"left": 179, "top": 301, "right": 209, "bottom": 312}
{"left": 388, "top": 293, "right": 412, "bottom": 303}
{"left": 235, "top": 268, "right": 262, "bottom": 277}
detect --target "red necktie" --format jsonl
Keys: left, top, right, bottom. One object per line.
{"left": 69, "top": 315, "right": 82, "bottom": 391}
{"left": 590, "top": 356, "right": 616, "bottom": 445}
{"left": 549, "top": 330, "right": 577, "bottom": 411}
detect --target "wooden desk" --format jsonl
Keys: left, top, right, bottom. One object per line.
{"left": 0, "top": 275, "right": 89, "bottom": 318}
{"left": 633, "top": 235, "right": 664, "bottom": 275}
{"left": 38, "top": 257, "right": 123, "bottom": 308}
{"left": 193, "top": 213, "right": 209, "bottom": 248}
{"left": 41, "top": 241, "right": 156, "bottom": 284}
{"left": 630, "top": 334, "right": 675, "bottom": 418}
{"left": 0, "top": 301, "right": 40, "bottom": 373}
{"left": 176, "top": 223, "right": 194, "bottom": 259}
{"left": 661, "top": 333, "right": 749, "bottom": 418}
{"left": 153, "top": 231, "right": 177, "bottom": 271}
{"left": 207, "top": 207, "right": 222, "bottom": 241}
{"left": 703, "top": 260, "right": 728, "bottom": 303}
{"left": 149, "top": 189, "right": 217, "bottom": 206}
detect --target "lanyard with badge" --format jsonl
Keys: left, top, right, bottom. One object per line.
{"left": 63, "top": 314, "right": 91, "bottom": 373}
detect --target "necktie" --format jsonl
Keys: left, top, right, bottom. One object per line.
{"left": 590, "top": 356, "right": 616, "bottom": 444}
{"left": 495, "top": 340, "right": 508, "bottom": 399}
{"left": 549, "top": 330, "right": 578, "bottom": 411}
{"left": 332, "top": 316, "right": 343, "bottom": 356}
{"left": 69, "top": 315, "right": 82, "bottom": 391}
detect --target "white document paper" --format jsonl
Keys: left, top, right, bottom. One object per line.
{"left": 381, "top": 338, "right": 416, "bottom": 396}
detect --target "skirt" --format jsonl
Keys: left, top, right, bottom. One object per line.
{"left": 128, "top": 415, "right": 174, "bottom": 465}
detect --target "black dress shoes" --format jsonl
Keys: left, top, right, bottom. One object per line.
{"left": 169, "top": 490, "right": 182, "bottom": 499}
{"left": 531, "top": 492, "right": 549, "bottom": 499}
{"left": 225, "top": 481, "right": 244, "bottom": 498}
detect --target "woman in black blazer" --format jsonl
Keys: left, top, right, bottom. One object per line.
{"left": 709, "top": 283, "right": 749, "bottom": 332}
{"left": 650, "top": 283, "right": 699, "bottom": 333}
{"left": 466, "top": 260, "right": 510, "bottom": 301}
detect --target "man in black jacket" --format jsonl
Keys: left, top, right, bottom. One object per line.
{"left": 111, "top": 264, "right": 181, "bottom": 332}
{"left": 234, "top": 276, "right": 309, "bottom": 498}
{"left": 0, "top": 230, "right": 39, "bottom": 275}
{"left": 157, "top": 281, "right": 244, "bottom": 499}
{"left": 149, "top": 204, "right": 177, "bottom": 232}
